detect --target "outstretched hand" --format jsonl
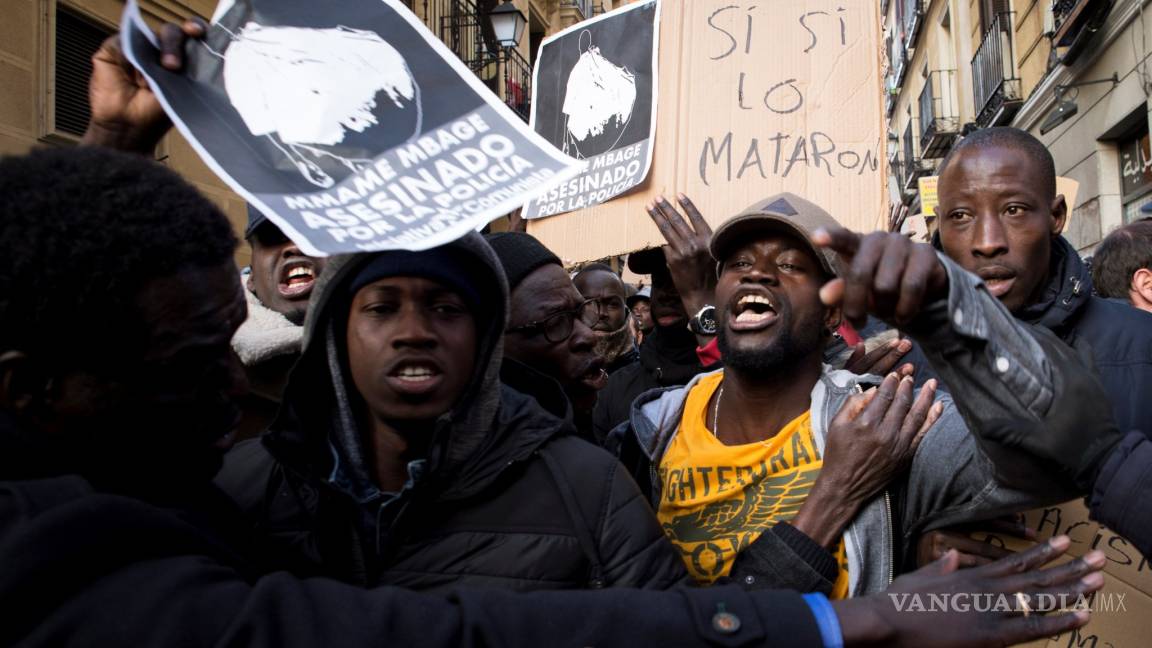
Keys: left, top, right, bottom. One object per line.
{"left": 837, "top": 536, "right": 1105, "bottom": 647}
{"left": 81, "top": 19, "right": 206, "bottom": 154}
{"left": 811, "top": 226, "right": 949, "bottom": 328}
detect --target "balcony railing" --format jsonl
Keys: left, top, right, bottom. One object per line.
{"left": 971, "top": 11, "right": 1021, "bottom": 127}
{"left": 903, "top": 0, "right": 925, "bottom": 49}
{"left": 498, "top": 46, "right": 533, "bottom": 121}
{"left": 888, "top": 32, "right": 908, "bottom": 87}
{"left": 414, "top": 0, "right": 531, "bottom": 121}
{"left": 902, "top": 120, "right": 928, "bottom": 194}
{"left": 918, "top": 70, "right": 960, "bottom": 158}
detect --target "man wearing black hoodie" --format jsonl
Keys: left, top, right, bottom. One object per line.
{"left": 217, "top": 234, "right": 686, "bottom": 590}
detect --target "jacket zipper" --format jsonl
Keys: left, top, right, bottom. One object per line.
{"left": 883, "top": 489, "right": 894, "bottom": 586}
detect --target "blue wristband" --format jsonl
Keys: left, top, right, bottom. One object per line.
{"left": 802, "top": 593, "right": 844, "bottom": 648}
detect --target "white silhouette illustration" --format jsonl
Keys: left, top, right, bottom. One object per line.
{"left": 561, "top": 30, "right": 636, "bottom": 159}
{"left": 205, "top": 19, "right": 422, "bottom": 188}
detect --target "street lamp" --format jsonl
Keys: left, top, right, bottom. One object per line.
{"left": 489, "top": 0, "right": 527, "bottom": 48}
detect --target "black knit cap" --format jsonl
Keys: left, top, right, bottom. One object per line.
{"left": 484, "top": 232, "right": 562, "bottom": 290}
{"left": 345, "top": 248, "right": 487, "bottom": 315}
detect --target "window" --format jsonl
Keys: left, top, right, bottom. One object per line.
{"left": 1119, "top": 127, "right": 1152, "bottom": 224}
{"left": 48, "top": 5, "right": 113, "bottom": 140}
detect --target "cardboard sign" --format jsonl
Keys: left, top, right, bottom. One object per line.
{"left": 524, "top": 0, "right": 661, "bottom": 219}
{"left": 970, "top": 500, "right": 1151, "bottom": 648}
{"left": 528, "top": 0, "right": 887, "bottom": 263}
{"left": 122, "top": 0, "right": 580, "bottom": 256}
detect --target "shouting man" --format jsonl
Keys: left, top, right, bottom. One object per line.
{"left": 611, "top": 192, "right": 1084, "bottom": 597}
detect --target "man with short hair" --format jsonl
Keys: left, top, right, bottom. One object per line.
{"left": 574, "top": 262, "right": 639, "bottom": 374}
{"left": 1090, "top": 219, "right": 1152, "bottom": 313}
{"left": 612, "top": 192, "right": 1083, "bottom": 597}
{"left": 930, "top": 127, "right": 1152, "bottom": 438}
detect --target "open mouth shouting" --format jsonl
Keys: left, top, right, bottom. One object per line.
{"left": 729, "top": 292, "right": 779, "bottom": 331}
{"left": 278, "top": 259, "right": 318, "bottom": 299}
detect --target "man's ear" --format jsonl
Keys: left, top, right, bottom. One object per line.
{"left": 0, "top": 351, "right": 48, "bottom": 414}
{"left": 1132, "top": 268, "right": 1152, "bottom": 310}
{"left": 1050, "top": 194, "right": 1068, "bottom": 235}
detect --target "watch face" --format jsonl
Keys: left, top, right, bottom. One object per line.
{"left": 694, "top": 305, "right": 718, "bottom": 335}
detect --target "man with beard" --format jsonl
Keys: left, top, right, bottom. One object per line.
{"left": 610, "top": 192, "right": 1081, "bottom": 596}
{"left": 574, "top": 263, "right": 639, "bottom": 374}
{"left": 487, "top": 232, "right": 607, "bottom": 440}
{"left": 911, "top": 127, "right": 1152, "bottom": 439}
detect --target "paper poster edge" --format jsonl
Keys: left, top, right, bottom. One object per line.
{"left": 377, "top": 0, "right": 581, "bottom": 171}
{"left": 521, "top": 0, "right": 662, "bottom": 221}
{"left": 120, "top": 0, "right": 583, "bottom": 256}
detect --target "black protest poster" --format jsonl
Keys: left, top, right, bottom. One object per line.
{"left": 121, "top": 0, "right": 580, "bottom": 255}
{"left": 523, "top": 0, "right": 660, "bottom": 220}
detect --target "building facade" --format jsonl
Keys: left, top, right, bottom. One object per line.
{"left": 883, "top": 0, "right": 1152, "bottom": 251}
{"left": 0, "top": 0, "right": 620, "bottom": 264}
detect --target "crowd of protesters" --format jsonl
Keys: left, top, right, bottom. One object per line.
{"left": 3, "top": 17, "right": 1152, "bottom": 648}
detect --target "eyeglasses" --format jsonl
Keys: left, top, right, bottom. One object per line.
{"left": 507, "top": 299, "right": 601, "bottom": 343}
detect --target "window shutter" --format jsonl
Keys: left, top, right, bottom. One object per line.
{"left": 54, "top": 8, "right": 111, "bottom": 137}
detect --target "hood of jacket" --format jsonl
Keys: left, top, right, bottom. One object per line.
{"left": 264, "top": 232, "right": 563, "bottom": 502}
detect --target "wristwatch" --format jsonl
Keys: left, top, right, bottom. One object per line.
{"left": 687, "top": 305, "right": 718, "bottom": 336}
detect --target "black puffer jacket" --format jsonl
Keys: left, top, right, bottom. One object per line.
{"left": 216, "top": 233, "right": 686, "bottom": 591}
